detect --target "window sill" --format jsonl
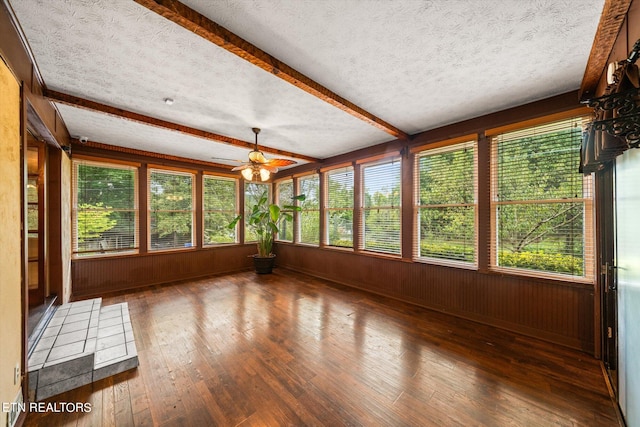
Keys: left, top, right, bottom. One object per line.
{"left": 489, "top": 266, "right": 595, "bottom": 287}
{"left": 203, "top": 242, "right": 239, "bottom": 247}
{"left": 294, "top": 242, "right": 320, "bottom": 248}
{"left": 357, "top": 250, "right": 401, "bottom": 260}
{"left": 413, "top": 257, "right": 478, "bottom": 270}
{"left": 148, "top": 246, "right": 198, "bottom": 254}
{"left": 323, "top": 245, "right": 354, "bottom": 252}
{"left": 72, "top": 250, "right": 139, "bottom": 261}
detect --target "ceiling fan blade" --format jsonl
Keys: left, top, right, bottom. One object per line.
{"left": 231, "top": 164, "right": 251, "bottom": 171}
{"left": 264, "top": 158, "right": 297, "bottom": 167}
{"left": 261, "top": 165, "right": 279, "bottom": 173}
{"left": 210, "top": 157, "right": 245, "bottom": 163}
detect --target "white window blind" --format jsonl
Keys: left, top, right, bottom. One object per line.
{"left": 298, "top": 174, "right": 320, "bottom": 245}
{"left": 361, "top": 158, "right": 401, "bottom": 255}
{"left": 276, "top": 179, "right": 294, "bottom": 242}
{"left": 73, "top": 159, "right": 138, "bottom": 257}
{"left": 491, "top": 116, "right": 594, "bottom": 280}
{"left": 415, "top": 141, "right": 477, "bottom": 265}
{"left": 244, "top": 182, "right": 270, "bottom": 242}
{"left": 203, "top": 175, "right": 237, "bottom": 245}
{"left": 149, "top": 169, "right": 194, "bottom": 250}
{"left": 325, "top": 167, "right": 354, "bottom": 248}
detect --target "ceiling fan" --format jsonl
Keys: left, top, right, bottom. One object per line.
{"left": 231, "top": 128, "right": 297, "bottom": 181}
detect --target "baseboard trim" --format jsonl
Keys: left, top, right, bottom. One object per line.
{"left": 599, "top": 362, "right": 626, "bottom": 426}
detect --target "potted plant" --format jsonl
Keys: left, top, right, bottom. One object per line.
{"left": 229, "top": 193, "right": 305, "bottom": 274}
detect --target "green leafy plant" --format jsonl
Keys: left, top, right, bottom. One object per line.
{"left": 77, "top": 203, "right": 117, "bottom": 242}
{"left": 498, "top": 250, "right": 583, "bottom": 275}
{"left": 229, "top": 193, "right": 305, "bottom": 257}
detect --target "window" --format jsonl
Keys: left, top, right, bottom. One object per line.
{"left": 73, "top": 159, "right": 138, "bottom": 257}
{"left": 276, "top": 179, "right": 294, "bottom": 242}
{"left": 491, "top": 116, "right": 594, "bottom": 279}
{"left": 325, "top": 167, "right": 354, "bottom": 248}
{"left": 149, "top": 169, "right": 194, "bottom": 250}
{"left": 203, "top": 175, "right": 237, "bottom": 244}
{"left": 298, "top": 174, "right": 320, "bottom": 245}
{"left": 244, "top": 181, "right": 270, "bottom": 242}
{"left": 361, "top": 158, "right": 401, "bottom": 255}
{"left": 415, "top": 141, "right": 476, "bottom": 264}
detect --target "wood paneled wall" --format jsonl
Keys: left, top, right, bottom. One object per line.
{"left": 275, "top": 244, "right": 595, "bottom": 353}
{"left": 69, "top": 143, "right": 258, "bottom": 298}
{"left": 273, "top": 92, "right": 596, "bottom": 354}
{"left": 72, "top": 245, "right": 256, "bottom": 297}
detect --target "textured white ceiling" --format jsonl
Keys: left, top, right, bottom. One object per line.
{"left": 184, "top": 0, "right": 604, "bottom": 133}
{"left": 9, "top": 0, "right": 604, "bottom": 167}
{"left": 54, "top": 104, "right": 302, "bottom": 167}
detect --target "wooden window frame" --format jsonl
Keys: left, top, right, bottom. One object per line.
{"left": 413, "top": 140, "right": 478, "bottom": 268}
{"left": 488, "top": 115, "right": 595, "bottom": 283}
{"left": 72, "top": 158, "right": 139, "bottom": 258}
{"left": 359, "top": 156, "right": 403, "bottom": 257}
{"left": 244, "top": 180, "right": 271, "bottom": 243}
{"left": 148, "top": 168, "right": 196, "bottom": 252}
{"left": 275, "top": 178, "right": 295, "bottom": 243}
{"left": 296, "top": 173, "right": 320, "bottom": 246}
{"left": 202, "top": 174, "right": 239, "bottom": 246}
{"left": 324, "top": 166, "right": 355, "bottom": 250}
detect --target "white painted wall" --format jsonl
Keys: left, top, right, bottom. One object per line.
{"left": 615, "top": 147, "right": 640, "bottom": 426}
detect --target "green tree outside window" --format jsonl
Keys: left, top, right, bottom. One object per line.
{"left": 73, "top": 161, "right": 137, "bottom": 256}
{"left": 149, "top": 169, "right": 194, "bottom": 250}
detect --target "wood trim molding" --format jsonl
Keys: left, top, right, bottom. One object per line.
{"left": 579, "top": 0, "right": 633, "bottom": 100}
{"left": 46, "top": 89, "right": 319, "bottom": 163}
{"left": 292, "top": 169, "right": 321, "bottom": 179}
{"left": 485, "top": 107, "right": 593, "bottom": 137}
{"left": 410, "top": 133, "right": 478, "bottom": 154}
{"left": 319, "top": 161, "right": 353, "bottom": 173}
{"left": 133, "top": 0, "right": 409, "bottom": 140}
{"left": 146, "top": 163, "right": 198, "bottom": 174}
{"left": 71, "top": 153, "right": 141, "bottom": 168}
{"left": 355, "top": 150, "right": 401, "bottom": 164}
{"left": 71, "top": 139, "right": 234, "bottom": 170}
{"left": 202, "top": 170, "right": 238, "bottom": 179}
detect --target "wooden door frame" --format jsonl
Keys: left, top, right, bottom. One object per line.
{"left": 596, "top": 164, "right": 617, "bottom": 391}
{"left": 26, "top": 136, "right": 46, "bottom": 306}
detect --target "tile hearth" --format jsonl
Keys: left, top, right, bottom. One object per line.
{"left": 28, "top": 298, "right": 139, "bottom": 401}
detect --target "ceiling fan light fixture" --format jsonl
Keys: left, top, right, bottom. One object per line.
{"left": 240, "top": 164, "right": 271, "bottom": 182}
{"left": 235, "top": 127, "right": 296, "bottom": 181}
{"left": 259, "top": 168, "right": 271, "bottom": 181}
{"left": 241, "top": 167, "right": 254, "bottom": 181}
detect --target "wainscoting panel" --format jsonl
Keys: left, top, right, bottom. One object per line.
{"left": 274, "top": 244, "right": 595, "bottom": 353}
{"left": 72, "top": 245, "right": 256, "bottom": 298}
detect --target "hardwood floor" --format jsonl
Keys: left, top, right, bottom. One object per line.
{"left": 25, "top": 269, "right": 619, "bottom": 426}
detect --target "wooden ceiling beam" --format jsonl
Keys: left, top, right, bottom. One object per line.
{"left": 133, "top": 0, "right": 410, "bottom": 140}
{"left": 44, "top": 89, "right": 320, "bottom": 163}
{"left": 71, "top": 138, "right": 235, "bottom": 170}
{"left": 579, "top": 0, "right": 632, "bottom": 100}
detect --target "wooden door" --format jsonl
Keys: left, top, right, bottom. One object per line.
{"left": 27, "top": 137, "right": 46, "bottom": 307}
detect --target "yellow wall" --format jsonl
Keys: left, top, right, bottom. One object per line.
{"left": 0, "top": 59, "right": 23, "bottom": 425}
{"left": 61, "top": 153, "right": 72, "bottom": 303}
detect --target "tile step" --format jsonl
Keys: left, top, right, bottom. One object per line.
{"left": 27, "top": 298, "right": 139, "bottom": 401}
{"left": 27, "top": 295, "right": 58, "bottom": 358}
